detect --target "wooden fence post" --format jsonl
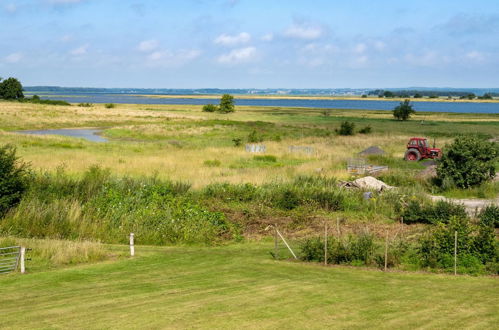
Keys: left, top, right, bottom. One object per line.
{"left": 20, "top": 247, "right": 26, "bottom": 274}
{"left": 130, "top": 233, "right": 135, "bottom": 257}
{"left": 274, "top": 225, "right": 279, "bottom": 260}
{"left": 454, "top": 231, "right": 457, "bottom": 276}
{"left": 384, "top": 231, "right": 388, "bottom": 272}
{"left": 324, "top": 222, "right": 328, "bottom": 266}
{"left": 275, "top": 228, "right": 298, "bottom": 259}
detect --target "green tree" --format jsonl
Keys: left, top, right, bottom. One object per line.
{"left": 413, "top": 93, "right": 423, "bottom": 98}
{"left": 0, "top": 145, "right": 30, "bottom": 216}
{"left": 437, "top": 136, "right": 498, "bottom": 188}
{"left": 0, "top": 77, "right": 24, "bottom": 100}
{"left": 218, "top": 94, "right": 235, "bottom": 113}
{"left": 392, "top": 99, "right": 416, "bottom": 120}
{"left": 383, "top": 91, "right": 395, "bottom": 98}
{"left": 336, "top": 121, "right": 355, "bottom": 136}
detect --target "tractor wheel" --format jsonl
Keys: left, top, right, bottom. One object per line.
{"left": 404, "top": 149, "right": 421, "bottom": 161}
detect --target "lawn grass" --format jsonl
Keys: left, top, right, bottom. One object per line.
{"left": 0, "top": 242, "right": 497, "bottom": 329}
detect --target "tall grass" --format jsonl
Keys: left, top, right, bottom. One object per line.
{"left": 0, "top": 167, "right": 235, "bottom": 245}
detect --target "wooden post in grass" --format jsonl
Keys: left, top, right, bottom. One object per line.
{"left": 454, "top": 231, "right": 457, "bottom": 276}
{"left": 274, "top": 225, "right": 279, "bottom": 260}
{"left": 130, "top": 233, "right": 135, "bottom": 257}
{"left": 324, "top": 222, "right": 328, "bottom": 266}
{"left": 384, "top": 231, "right": 388, "bottom": 272}
{"left": 275, "top": 228, "right": 297, "bottom": 260}
{"left": 20, "top": 247, "right": 26, "bottom": 274}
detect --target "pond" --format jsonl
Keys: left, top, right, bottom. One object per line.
{"left": 16, "top": 129, "right": 108, "bottom": 142}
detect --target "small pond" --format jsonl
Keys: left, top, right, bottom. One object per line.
{"left": 16, "top": 129, "right": 108, "bottom": 142}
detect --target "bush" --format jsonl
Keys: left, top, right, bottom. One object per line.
{"left": 248, "top": 130, "right": 263, "bottom": 143}
{"left": 202, "top": 104, "right": 218, "bottom": 112}
{"left": 23, "top": 98, "right": 70, "bottom": 106}
{"left": 336, "top": 121, "right": 355, "bottom": 136}
{"left": 78, "top": 102, "right": 93, "bottom": 107}
{"left": 437, "top": 135, "right": 498, "bottom": 188}
{"left": 232, "top": 137, "right": 242, "bottom": 147}
{"left": 479, "top": 205, "right": 499, "bottom": 228}
{"left": 393, "top": 99, "right": 416, "bottom": 121}
{"left": 104, "top": 103, "right": 115, "bottom": 109}
{"left": 358, "top": 125, "right": 372, "bottom": 134}
{"left": 0, "top": 145, "right": 30, "bottom": 217}
{"left": 402, "top": 200, "right": 467, "bottom": 224}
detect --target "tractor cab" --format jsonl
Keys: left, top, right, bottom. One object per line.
{"left": 404, "top": 137, "right": 441, "bottom": 161}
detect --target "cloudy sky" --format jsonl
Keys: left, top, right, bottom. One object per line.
{"left": 1, "top": 0, "right": 499, "bottom": 88}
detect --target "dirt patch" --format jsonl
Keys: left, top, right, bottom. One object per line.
{"left": 417, "top": 165, "right": 437, "bottom": 179}
{"left": 358, "top": 146, "right": 385, "bottom": 156}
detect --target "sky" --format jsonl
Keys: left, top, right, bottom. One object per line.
{"left": 1, "top": 0, "right": 499, "bottom": 88}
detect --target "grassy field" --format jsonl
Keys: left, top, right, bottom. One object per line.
{"left": 0, "top": 100, "right": 497, "bottom": 188}
{"left": 1, "top": 242, "right": 497, "bottom": 329}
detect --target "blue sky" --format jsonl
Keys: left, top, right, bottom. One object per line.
{"left": 1, "top": 0, "right": 499, "bottom": 88}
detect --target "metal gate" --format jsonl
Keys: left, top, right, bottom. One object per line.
{"left": 0, "top": 246, "right": 21, "bottom": 274}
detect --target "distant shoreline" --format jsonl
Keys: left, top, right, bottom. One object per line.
{"left": 135, "top": 94, "right": 499, "bottom": 103}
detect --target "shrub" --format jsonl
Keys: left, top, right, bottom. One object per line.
{"left": 437, "top": 135, "right": 498, "bottom": 188}
{"left": 402, "top": 200, "right": 467, "bottom": 224}
{"left": 358, "top": 125, "right": 372, "bottom": 134}
{"left": 202, "top": 104, "right": 218, "bottom": 112}
{"left": 78, "top": 102, "right": 93, "bottom": 107}
{"left": 248, "top": 130, "right": 263, "bottom": 143}
{"left": 104, "top": 103, "right": 115, "bottom": 109}
{"left": 232, "top": 137, "right": 242, "bottom": 147}
{"left": 393, "top": 99, "right": 416, "bottom": 121}
{"left": 479, "top": 205, "right": 499, "bottom": 228}
{"left": 0, "top": 145, "right": 30, "bottom": 217}
{"left": 336, "top": 121, "right": 355, "bottom": 136}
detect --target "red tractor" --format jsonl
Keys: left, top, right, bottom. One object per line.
{"left": 404, "top": 137, "right": 441, "bottom": 161}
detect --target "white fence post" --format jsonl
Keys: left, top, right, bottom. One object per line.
{"left": 20, "top": 247, "right": 26, "bottom": 274}
{"left": 130, "top": 233, "right": 135, "bottom": 257}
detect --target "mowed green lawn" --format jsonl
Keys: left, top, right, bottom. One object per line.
{"left": 0, "top": 243, "right": 497, "bottom": 329}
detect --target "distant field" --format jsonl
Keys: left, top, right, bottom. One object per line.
{"left": 0, "top": 243, "right": 497, "bottom": 329}
{"left": 0, "top": 100, "right": 497, "bottom": 188}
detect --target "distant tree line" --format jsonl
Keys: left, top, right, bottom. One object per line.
{"left": 368, "top": 89, "right": 497, "bottom": 99}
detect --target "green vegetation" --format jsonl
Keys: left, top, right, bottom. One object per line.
{"left": 202, "top": 94, "right": 235, "bottom": 113}
{"left": 0, "top": 77, "right": 24, "bottom": 100}
{"left": 0, "top": 145, "right": 30, "bottom": 216}
{"left": 0, "top": 243, "right": 497, "bottom": 329}
{"left": 104, "top": 103, "right": 116, "bottom": 108}
{"left": 336, "top": 121, "right": 355, "bottom": 135}
{"left": 393, "top": 99, "right": 416, "bottom": 121}
{"left": 437, "top": 135, "right": 498, "bottom": 188}
{"left": 202, "top": 103, "right": 218, "bottom": 112}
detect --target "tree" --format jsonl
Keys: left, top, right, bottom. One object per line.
{"left": 0, "top": 145, "right": 30, "bottom": 216}
{"left": 383, "top": 91, "right": 395, "bottom": 98}
{"left": 437, "top": 136, "right": 498, "bottom": 188}
{"left": 392, "top": 99, "right": 416, "bottom": 120}
{"left": 0, "top": 77, "right": 24, "bottom": 100}
{"left": 219, "top": 94, "right": 235, "bottom": 113}
{"left": 413, "top": 93, "right": 423, "bottom": 98}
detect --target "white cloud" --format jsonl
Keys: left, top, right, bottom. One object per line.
{"left": 138, "top": 39, "right": 159, "bottom": 52}
{"left": 353, "top": 43, "right": 367, "bottom": 54}
{"left": 70, "top": 44, "right": 89, "bottom": 56}
{"left": 146, "top": 49, "right": 201, "bottom": 67}
{"left": 405, "top": 51, "right": 440, "bottom": 67}
{"left": 5, "top": 52, "right": 23, "bottom": 63}
{"left": 465, "top": 50, "right": 485, "bottom": 62}
{"left": 214, "top": 32, "right": 251, "bottom": 46}
{"left": 60, "top": 34, "right": 73, "bottom": 42}
{"left": 261, "top": 33, "right": 274, "bottom": 42}
{"left": 218, "top": 47, "right": 257, "bottom": 64}
{"left": 284, "top": 23, "right": 323, "bottom": 40}
{"left": 47, "top": 0, "right": 84, "bottom": 4}
{"left": 4, "top": 3, "right": 16, "bottom": 13}
{"left": 372, "top": 40, "right": 386, "bottom": 51}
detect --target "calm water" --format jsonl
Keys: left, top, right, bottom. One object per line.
{"left": 17, "top": 129, "right": 107, "bottom": 142}
{"left": 30, "top": 92, "right": 499, "bottom": 114}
